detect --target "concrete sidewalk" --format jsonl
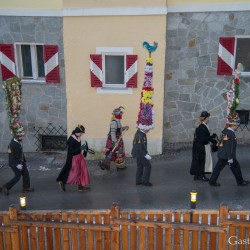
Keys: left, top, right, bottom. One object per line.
{"left": 0, "top": 145, "right": 250, "bottom": 212}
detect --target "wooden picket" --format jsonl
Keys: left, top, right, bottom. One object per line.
{"left": 0, "top": 204, "right": 249, "bottom": 249}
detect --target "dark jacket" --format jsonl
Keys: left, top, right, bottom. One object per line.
{"left": 217, "top": 128, "right": 237, "bottom": 160}
{"left": 8, "top": 139, "right": 26, "bottom": 167}
{"left": 56, "top": 135, "right": 81, "bottom": 183}
{"left": 131, "top": 129, "right": 148, "bottom": 158}
{"left": 190, "top": 123, "right": 213, "bottom": 175}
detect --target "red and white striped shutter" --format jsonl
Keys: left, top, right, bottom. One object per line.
{"left": 0, "top": 44, "right": 16, "bottom": 81}
{"left": 125, "top": 55, "right": 138, "bottom": 88}
{"left": 44, "top": 45, "right": 60, "bottom": 83}
{"left": 217, "top": 37, "right": 235, "bottom": 75}
{"left": 90, "top": 54, "right": 102, "bottom": 87}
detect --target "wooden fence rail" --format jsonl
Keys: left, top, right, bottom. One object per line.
{"left": 0, "top": 203, "right": 250, "bottom": 249}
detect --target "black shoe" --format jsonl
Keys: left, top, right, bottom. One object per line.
{"left": 136, "top": 182, "right": 142, "bottom": 185}
{"left": 58, "top": 181, "right": 66, "bottom": 192}
{"left": 98, "top": 161, "right": 105, "bottom": 170}
{"left": 142, "top": 182, "right": 153, "bottom": 187}
{"left": 194, "top": 175, "right": 209, "bottom": 181}
{"left": 201, "top": 176, "right": 209, "bottom": 182}
{"left": 117, "top": 166, "right": 127, "bottom": 171}
{"left": 23, "top": 187, "right": 35, "bottom": 193}
{"left": 209, "top": 182, "right": 221, "bottom": 187}
{"left": 78, "top": 186, "right": 90, "bottom": 192}
{"left": 238, "top": 180, "right": 249, "bottom": 186}
{"left": 2, "top": 186, "right": 9, "bottom": 196}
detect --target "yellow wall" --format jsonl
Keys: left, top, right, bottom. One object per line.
{"left": 63, "top": 0, "right": 166, "bottom": 8}
{"left": 0, "top": 0, "right": 62, "bottom": 9}
{"left": 63, "top": 15, "right": 166, "bottom": 155}
{"left": 167, "top": 0, "right": 250, "bottom": 4}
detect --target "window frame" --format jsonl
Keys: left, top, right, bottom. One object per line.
{"left": 234, "top": 36, "right": 250, "bottom": 77}
{"left": 102, "top": 52, "right": 125, "bottom": 89}
{"left": 15, "top": 42, "right": 46, "bottom": 84}
{"left": 96, "top": 47, "right": 133, "bottom": 94}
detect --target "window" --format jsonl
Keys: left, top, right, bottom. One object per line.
{"left": 217, "top": 36, "right": 250, "bottom": 76}
{"left": 90, "top": 47, "right": 138, "bottom": 93}
{"left": 0, "top": 43, "right": 60, "bottom": 83}
{"left": 16, "top": 44, "right": 45, "bottom": 81}
{"left": 104, "top": 54, "right": 124, "bottom": 87}
{"left": 235, "top": 38, "right": 250, "bottom": 73}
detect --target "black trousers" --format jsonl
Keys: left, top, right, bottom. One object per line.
{"left": 4, "top": 163, "right": 30, "bottom": 190}
{"left": 209, "top": 158, "right": 244, "bottom": 184}
{"left": 136, "top": 156, "right": 152, "bottom": 184}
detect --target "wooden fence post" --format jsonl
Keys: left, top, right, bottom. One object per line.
{"left": 9, "top": 205, "right": 21, "bottom": 250}
{"left": 110, "top": 202, "right": 120, "bottom": 250}
{"left": 218, "top": 203, "right": 228, "bottom": 250}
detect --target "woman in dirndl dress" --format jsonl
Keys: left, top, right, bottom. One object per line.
{"left": 56, "top": 125, "right": 90, "bottom": 192}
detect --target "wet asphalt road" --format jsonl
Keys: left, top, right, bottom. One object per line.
{"left": 0, "top": 145, "right": 250, "bottom": 212}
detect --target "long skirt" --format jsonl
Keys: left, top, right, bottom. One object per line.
{"left": 66, "top": 154, "right": 90, "bottom": 186}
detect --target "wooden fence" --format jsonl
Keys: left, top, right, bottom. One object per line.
{"left": 0, "top": 203, "right": 250, "bottom": 249}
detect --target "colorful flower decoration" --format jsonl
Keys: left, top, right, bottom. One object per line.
{"left": 136, "top": 42, "right": 158, "bottom": 130}
{"left": 2, "top": 77, "right": 25, "bottom": 137}
{"left": 226, "top": 63, "right": 243, "bottom": 125}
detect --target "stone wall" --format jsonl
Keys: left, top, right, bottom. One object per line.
{"left": 164, "top": 11, "right": 250, "bottom": 144}
{"left": 0, "top": 16, "right": 66, "bottom": 152}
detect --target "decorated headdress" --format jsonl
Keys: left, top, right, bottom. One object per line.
{"left": 112, "top": 106, "right": 124, "bottom": 115}
{"left": 226, "top": 113, "right": 240, "bottom": 126}
{"left": 136, "top": 41, "right": 158, "bottom": 130}
{"left": 111, "top": 106, "right": 124, "bottom": 121}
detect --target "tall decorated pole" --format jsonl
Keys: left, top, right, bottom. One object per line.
{"left": 3, "top": 77, "right": 25, "bottom": 137}
{"left": 136, "top": 41, "right": 158, "bottom": 130}
{"left": 226, "top": 63, "right": 244, "bottom": 126}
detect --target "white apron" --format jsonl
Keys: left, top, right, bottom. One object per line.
{"left": 204, "top": 144, "right": 213, "bottom": 173}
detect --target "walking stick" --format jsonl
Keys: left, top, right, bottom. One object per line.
{"left": 99, "top": 130, "right": 126, "bottom": 170}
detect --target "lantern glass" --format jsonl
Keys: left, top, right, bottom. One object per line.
{"left": 20, "top": 196, "right": 26, "bottom": 208}
{"left": 190, "top": 191, "right": 197, "bottom": 202}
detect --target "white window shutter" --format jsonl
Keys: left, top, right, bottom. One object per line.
{"left": 0, "top": 44, "right": 16, "bottom": 81}
{"left": 125, "top": 55, "right": 138, "bottom": 88}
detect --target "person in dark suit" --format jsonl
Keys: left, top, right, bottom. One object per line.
{"left": 209, "top": 113, "right": 249, "bottom": 187}
{"left": 190, "top": 111, "right": 217, "bottom": 181}
{"left": 132, "top": 128, "right": 152, "bottom": 186}
{"left": 2, "top": 134, "right": 34, "bottom": 195}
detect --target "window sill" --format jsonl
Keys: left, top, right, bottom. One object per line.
{"left": 97, "top": 87, "right": 133, "bottom": 94}
{"left": 234, "top": 72, "right": 250, "bottom": 77}
{"left": 21, "top": 79, "right": 46, "bottom": 84}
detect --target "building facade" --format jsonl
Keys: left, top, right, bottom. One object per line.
{"left": 0, "top": 1, "right": 66, "bottom": 152}
{"left": 164, "top": 0, "right": 250, "bottom": 144}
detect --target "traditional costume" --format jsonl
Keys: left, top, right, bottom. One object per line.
{"left": 100, "top": 107, "right": 129, "bottom": 170}
{"left": 131, "top": 42, "right": 157, "bottom": 186}
{"left": 132, "top": 129, "right": 152, "bottom": 186}
{"left": 2, "top": 133, "right": 34, "bottom": 195}
{"left": 56, "top": 125, "right": 90, "bottom": 192}
{"left": 190, "top": 111, "right": 217, "bottom": 181}
{"left": 209, "top": 113, "right": 249, "bottom": 186}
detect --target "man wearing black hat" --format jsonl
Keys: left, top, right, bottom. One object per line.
{"left": 190, "top": 111, "right": 217, "bottom": 181}
{"left": 2, "top": 134, "right": 34, "bottom": 195}
{"left": 209, "top": 113, "right": 249, "bottom": 186}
